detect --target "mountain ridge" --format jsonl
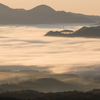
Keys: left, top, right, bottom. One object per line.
{"left": 45, "top": 26, "right": 100, "bottom": 38}
{"left": 0, "top": 3, "right": 99, "bottom": 24}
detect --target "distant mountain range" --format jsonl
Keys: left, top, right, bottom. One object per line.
{"left": 0, "top": 3, "right": 100, "bottom": 24}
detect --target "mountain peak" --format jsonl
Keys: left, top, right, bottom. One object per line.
{"left": 0, "top": 3, "right": 12, "bottom": 13}
{"left": 0, "top": 3, "right": 10, "bottom": 9}
{"left": 29, "top": 4, "right": 55, "bottom": 12}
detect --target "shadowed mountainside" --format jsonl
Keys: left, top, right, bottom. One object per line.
{"left": 0, "top": 3, "right": 99, "bottom": 24}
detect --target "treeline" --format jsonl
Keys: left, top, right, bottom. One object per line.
{"left": 0, "top": 97, "right": 21, "bottom": 100}
{"left": 0, "top": 90, "right": 100, "bottom": 100}
{"left": 33, "top": 92, "right": 100, "bottom": 100}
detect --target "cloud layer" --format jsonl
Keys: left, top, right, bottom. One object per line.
{"left": 0, "top": 25, "right": 100, "bottom": 75}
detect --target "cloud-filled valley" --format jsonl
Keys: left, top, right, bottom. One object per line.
{"left": 0, "top": 25, "right": 100, "bottom": 75}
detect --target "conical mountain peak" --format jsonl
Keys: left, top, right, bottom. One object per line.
{"left": 29, "top": 4, "right": 55, "bottom": 12}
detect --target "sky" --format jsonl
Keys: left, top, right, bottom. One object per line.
{"left": 0, "top": 0, "right": 100, "bottom": 15}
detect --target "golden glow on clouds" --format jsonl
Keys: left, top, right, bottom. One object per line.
{"left": 0, "top": 0, "right": 100, "bottom": 15}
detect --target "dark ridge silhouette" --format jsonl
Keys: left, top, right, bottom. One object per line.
{"left": 1, "top": 90, "right": 100, "bottom": 100}
{"left": 66, "top": 26, "right": 100, "bottom": 38}
{"left": 68, "top": 12, "right": 100, "bottom": 22}
{"left": 0, "top": 70, "right": 100, "bottom": 93}
{"left": 44, "top": 29, "right": 74, "bottom": 37}
{"left": 0, "top": 78, "right": 85, "bottom": 92}
{"left": 16, "top": 78, "right": 80, "bottom": 92}
{"left": 45, "top": 26, "right": 100, "bottom": 38}
{"left": 91, "top": 89, "right": 100, "bottom": 93}
{"left": 28, "top": 5, "right": 55, "bottom": 12}
{"left": 0, "top": 90, "right": 79, "bottom": 99}
{"left": 32, "top": 92, "right": 100, "bottom": 100}
{"left": 0, "top": 77, "right": 96, "bottom": 93}
{"left": 0, "top": 97, "right": 21, "bottom": 100}
{"left": 0, "top": 3, "right": 99, "bottom": 24}
{"left": 45, "top": 31, "right": 64, "bottom": 36}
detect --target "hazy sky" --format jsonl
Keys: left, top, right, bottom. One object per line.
{"left": 0, "top": 0, "right": 100, "bottom": 15}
